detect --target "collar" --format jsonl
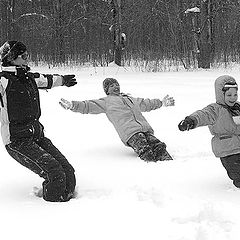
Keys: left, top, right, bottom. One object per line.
{"left": 218, "top": 102, "right": 240, "bottom": 116}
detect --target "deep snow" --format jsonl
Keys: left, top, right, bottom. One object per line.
{"left": 1, "top": 65, "right": 240, "bottom": 240}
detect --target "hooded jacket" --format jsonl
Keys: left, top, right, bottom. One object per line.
{"left": 0, "top": 66, "right": 63, "bottom": 145}
{"left": 190, "top": 75, "right": 240, "bottom": 157}
{"left": 70, "top": 94, "right": 162, "bottom": 145}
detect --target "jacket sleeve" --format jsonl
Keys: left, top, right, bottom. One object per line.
{"left": 136, "top": 97, "right": 162, "bottom": 112}
{"left": 0, "top": 77, "right": 8, "bottom": 108}
{"left": 31, "top": 72, "right": 63, "bottom": 89}
{"left": 71, "top": 98, "right": 106, "bottom": 114}
{"left": 190, "top": 104, "right": 219, "bottom": 127}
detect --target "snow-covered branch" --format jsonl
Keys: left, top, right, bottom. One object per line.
{"left": 13, "top": 13, "right": 48, "bottom": 23}
{"left": 185, "top": 7, "right": 200, "bottom": 14}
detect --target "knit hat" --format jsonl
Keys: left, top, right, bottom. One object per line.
{"left": 0, "top": 41, "right": 27, "bottom": 66}
{"left": 103, "top": 78, "right": 119, "bottom": 95}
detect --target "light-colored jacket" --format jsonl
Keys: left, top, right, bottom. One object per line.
{"left": 190, "top": 75, "right": 240, "bottom": 157}
{"left": 71, "top": 94, "right": 162, "bottom": 145}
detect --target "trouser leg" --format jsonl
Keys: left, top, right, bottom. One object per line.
{"left": 127, "top": 132, "right": 156, "bottom": 162}
{"left": 144, "top": 132, "right": 166, "bottom": 160}
{"left": 145, "top": 132, "right": 172, "bottom": 161}
{"left": 6, "top": 139, "right": 67, "bottom": 202}
{"left": 37, "top": 137, "right": 76, "bottom": 197}
{"left": 220, "top": 154, "right": 240, "bottom": 188}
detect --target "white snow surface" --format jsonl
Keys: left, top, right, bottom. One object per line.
{"left": 1, "top": 65, "right": 240, "bottom": 240}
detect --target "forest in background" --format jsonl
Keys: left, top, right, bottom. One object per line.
{"left": 1, "top": 0, "right": 240, "bottom": 70}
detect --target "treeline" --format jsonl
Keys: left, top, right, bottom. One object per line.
{"left": 1, "top": 0, "right": 240, "bottom": 70}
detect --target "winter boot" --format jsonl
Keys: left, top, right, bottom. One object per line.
{"left": 159, "top": 150, "right": 173, "bottom": 161}
{"left": 128, "top": 132, "right": 157, "bottom": 162}
{"left": 151, "top": 141, "right": 173, "bottom": 161}
{"left": 140, "top": 149, "right": 157, "bottom": 162}
{"left": 153, "top": 142, "right": 166, "bottom": 160}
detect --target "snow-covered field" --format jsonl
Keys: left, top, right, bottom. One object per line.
{"left": 1, "top": 65, "right": 240, "bottom": 240}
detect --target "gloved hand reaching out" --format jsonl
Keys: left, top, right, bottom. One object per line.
{"left": 59, "top": 98, "right": 73, "bottom": 110}
{"left": 62, "top": 75, "right": 77, "bottom": 87}
{"left": 178, "top": 116, "right": 197, "bottom": 131}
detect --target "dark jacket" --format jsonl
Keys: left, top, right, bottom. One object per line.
{"left": 0, "top": 66, "right": 63, "bottom": 145}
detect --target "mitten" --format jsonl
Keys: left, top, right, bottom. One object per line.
{"left": 178, "top": 116, "right": 196, "bottom": 131}
{"left": 162, "top": 95, "right": 175, "bottom": 107}
{"left": 62, "top": 75, "right": 77, "bottom": 87}
{"left": 59, "top": 98, "right": 73, "bottom": 110}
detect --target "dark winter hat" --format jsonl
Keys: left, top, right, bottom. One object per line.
{"left": 0, "top": 41, "right": 27, "bottom": 66}
{"left": 103, "top": 78, "right": 119, "bottom": 94}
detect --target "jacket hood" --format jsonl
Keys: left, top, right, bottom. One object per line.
{"left": 214, "top": 75, "right": 237, "bottom": 105}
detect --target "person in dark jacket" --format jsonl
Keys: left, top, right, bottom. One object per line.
{"left": 0, "top": 40, "right": 77, "bottom": 202}
{"left": 59, "top": 78, "right": 175, "bottom": 162}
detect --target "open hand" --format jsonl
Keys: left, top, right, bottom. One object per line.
{"left": 59, "top": 98, "right": 72, "bottom": 110}
{"left": 162, "top": 95, "right": 175, "bottom": 107}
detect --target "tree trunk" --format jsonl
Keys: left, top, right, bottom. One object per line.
{"left": 50, "top": 0, "right": 65, "bottom": 64}
{"left": 9, "top": 0, "right": 22, "bottom": 39}
{"left": 0, "top": 0, "right": 8, "bottom": 40}
{"left": 0, "top": 0, "right": 21, "bottom": 40}
{"left": 111, "top": 0, "right": 122, "bottom": 66}
{"left": 198, "top": 0, "right": 213, "bottom": 69}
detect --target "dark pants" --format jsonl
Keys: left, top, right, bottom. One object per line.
{"left": 220, "top": 153, "right": 240, "bottom": 188}
{"left": 6, "top": 136, "right": 76, "bottom": 202}
{"left": 127, "top": 132, "right": 166, "bottom": 162}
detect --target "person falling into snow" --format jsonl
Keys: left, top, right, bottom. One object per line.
{"left": 59, "top": 78, "right": 175, "bottom": 162}
{"left": 0, "top": 41, "right": 77, "bottom": 202}
{"left": 178, "top": 75, "right": 240, "bottom": 188}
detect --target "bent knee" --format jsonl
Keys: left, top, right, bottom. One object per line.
{"left": 47, "top": 166, "right": 66, "bottom": 182}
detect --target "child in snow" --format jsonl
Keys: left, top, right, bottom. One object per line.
{"left": 59, "top": 78, "right": 175, "bottom": 162}
{"left": 178, "top": 75, "right": 240, "bottom": 188}
{"left": 0, "top": 40, "right": 77, "bottom": 202}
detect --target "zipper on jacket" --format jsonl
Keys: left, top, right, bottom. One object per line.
{"left": 122, "top": 96, "right": 143, "bottom": 129}
{"left": 31, "top": 124, "right": 35, "bottom": 137}
{"left": 26, "top": 77, "right": 40, "bottom": 118}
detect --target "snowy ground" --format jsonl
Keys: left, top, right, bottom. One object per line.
{"left": 1, "top": 65, "right": 240, "bottom": 240}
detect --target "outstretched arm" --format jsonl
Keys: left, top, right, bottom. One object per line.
{"left": 33, "top": 73, "right": 77, "bottom": 89}
{"left": 178, "top": 104, "right": 219, "bottom": 131}
{"left": 138, "top": 94, "right": 175, "bottom": 112}
{"left": 59, "top": 98, "right": 106, "bottom": 114}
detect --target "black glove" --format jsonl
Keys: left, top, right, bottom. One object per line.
{"left": 178, "top": 116, "right": 196, "bottom": 131}
{"left": 62, "top": 75, "right": 77, "bottom": 87}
